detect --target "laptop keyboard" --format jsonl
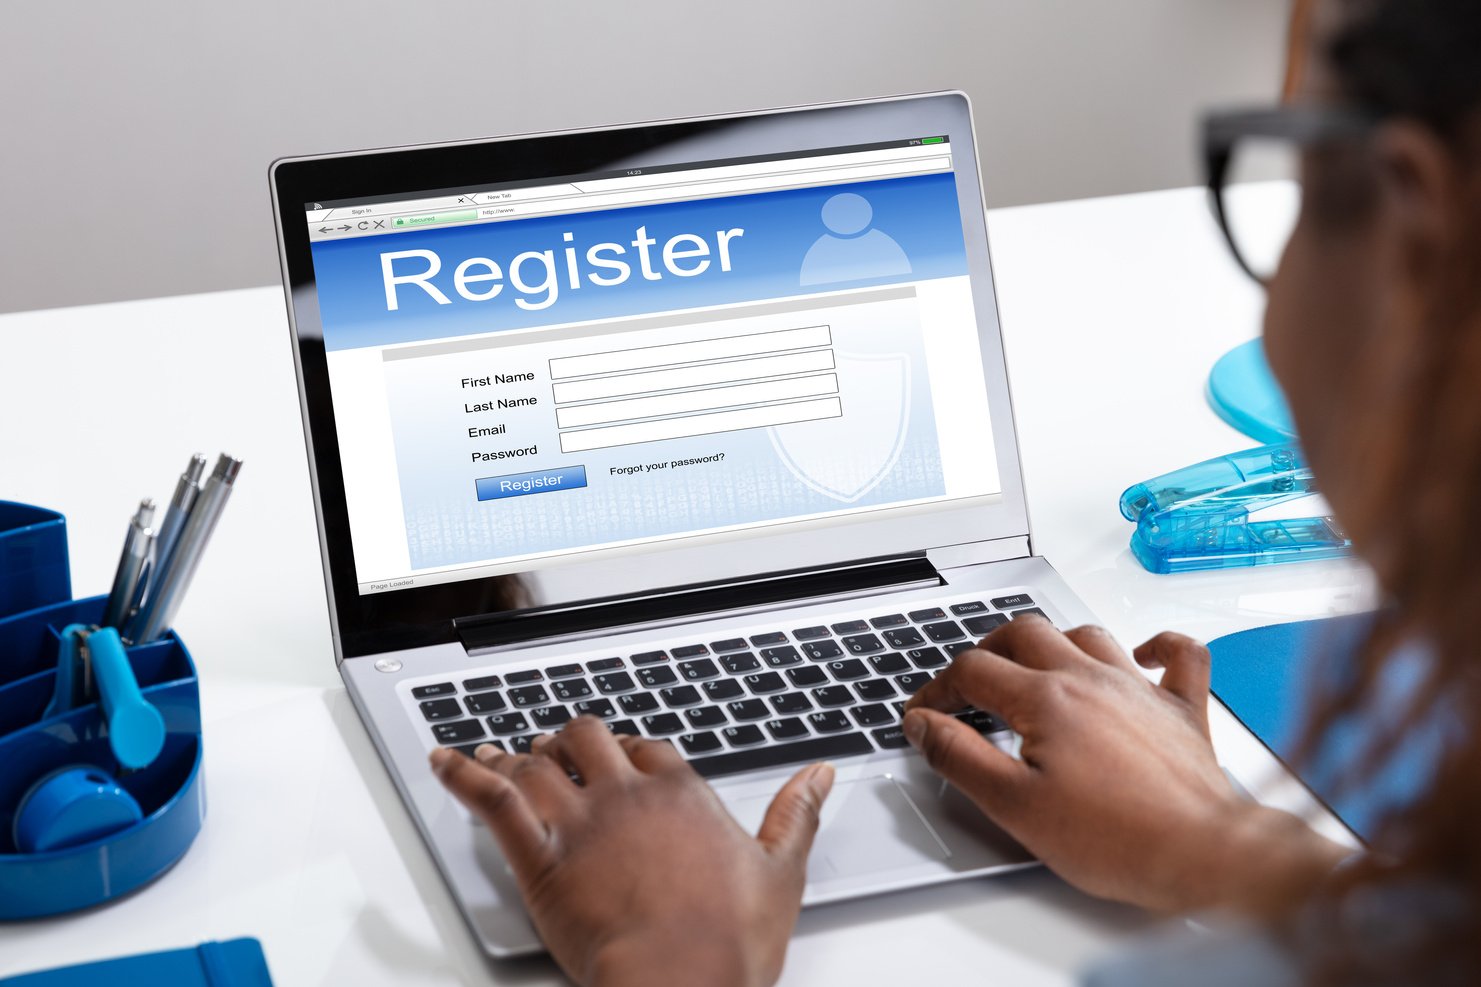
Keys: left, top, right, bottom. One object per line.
{"left": 409, "top": 592, "right": 1049, "bottom": 780}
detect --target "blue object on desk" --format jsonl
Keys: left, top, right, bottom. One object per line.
{"left": 1119, "top": 443, "right": 1352, "bottom": 574}
{"left": 0, "top": 503, "right": 70, "bottom": 619}
{"left": 1210, "top": 614, "right": 1447, "bottom": 845}
{"left": 1207, "top": 339, "right": 1297, "bottom": 444}
{"left": 12, "top": 766, "right": 142, "bottom": 854}
{"left": 0, "top": 938, "right": 274, "bottom": 986}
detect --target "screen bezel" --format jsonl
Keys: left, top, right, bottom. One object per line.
{"left": 270, "top": 92, "right": 1031, "bottom": 660}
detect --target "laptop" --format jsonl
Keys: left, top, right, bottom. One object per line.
{"left": 270, "top": 91, "right": 1103, "bottom": 957}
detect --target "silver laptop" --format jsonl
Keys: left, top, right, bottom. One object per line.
{"left": 270, "top": 91, "right": 1102, "bottom": 957}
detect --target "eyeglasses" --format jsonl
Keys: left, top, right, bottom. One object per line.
{"left": 1203, "top": 106, "right": 1376, "bottom": 285}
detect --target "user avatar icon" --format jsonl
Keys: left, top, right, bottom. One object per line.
{"left": 799, "top": 192, "right": 912, "bottom": 287}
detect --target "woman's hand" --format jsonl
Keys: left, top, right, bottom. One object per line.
{"left": 430, "top": 717, "right": 835, "bottom": 987}
{"left": 903, "top": 617, "right": 1349, "bottom": 913}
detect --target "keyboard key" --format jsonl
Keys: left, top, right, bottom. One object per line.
{"left": 672, "top": 644, "right": 709, "bottom": 659}
{"left": 1012, "top": 608, "right": 1052, "bottom": 622}
{"left": 991, "top": 593, "right": 1035, "bottom": 610}
{"left": 808, "top": 709, "right": 852, "bottom": 733}
{"left": 412, "top": 682, "right": 455, "bottom": 699}
{"left": 893, "top": 700, "right": 907, "bottom": 718}
{"left": 872, "top": 725, "right": 910, "bottom": 749}
{"left": 841, "top": 633, "right": 885, "bottom": 655}
{"left": 462, "top": 674, "right": 502, "bottom": 692}
{"left": 727, "top": 699, "right": 770, "bottom": 721}
{"left": 452, "top": 740, "right": 504, "bottom": 758}
{"left": 703, "top": 679, "right": 745, "bottom": 702}
{"left": 869, "top": 613, "right": 909, "bottom": 629}
{"left": 710, "top": 638, "right": 749, "bottom": 653}
{"left": 869, "top": 652, "right": 911, "bottom": 675}
{"left": 631, "top": 650, "right": 669, "bottom": 665}
{"left": 812, "top": 685, "right": 854, "bottom": 707}
{"left": 950, "top": 600, "right": 989, "bottom": 616}
{"left": 854, "top": 679, "right": 896, "bottom": 701}
{"left": 923, "top": 621, "right": 966, "bottom": 642}
{"left": 642, "top": 712, "right": 685, "bottom": 736}
{"left": 433, "top": 719, "right": 486, "bottom": 744}
{"left": 586, "top": 657, "right": 624, "bottom": 672}
{"left": 969, "top": 709, "right": 1005, "bottom": 732}
{"left": 946, "top": 642, "right": 976, "bottom": 658}
{"left": 963, "top": 613, "right": 1010, "bottom": 636}
{"left": 719, "top": 651, "right": 762, "bottom": 674}
{"left": 678, "top": 658, "right": 720, "bottom": 681}
{"left": 680, "top": 731, "right": 724, "bottom": 755}
{"left": 786, "top": 665, "right": 828, "bottom": 688}
{"left": 882, "top": 627, "right": 925, "bottom": 649}
{"left": 506, "top": 669, "right": 544, "bottom": 684}
{"left": 509, "top": 734, "right": 539, "bottom": 754}
{"left": 770, "top": 692, "right": 812, "bottom": 715}
{"left": 685, "top": 706, "right": 727, "bottom": 729}
{"left": 850, "top": 703, "right": 894, "bottom": 727}
{"left": 464, "top": 691, "right": 507, "bottom": 715}
{"left": 420, "top": 698, "right": 463, "bottom": 721}
{"left": 761, "top": 646, "right": 803, "bottom": 668}
{"left": 831, "top": 620, "right": 869, "bottom": 635}
{"left": 689, "top": 733, "right": 873, "bottom": 780}
{"left": 765, "top": 717, "right": 809, "bottom": 741}
{"left": 907, "top": 607, "right": 947, "bottom": 622}
{"left": 801, "top": 640, "right": 844, "bottom": 661}
{"left": 532, "top": 704, "right": 572, "bottom": 729}
{"left": 895, "top": 672, "right": 932, "bottom": 694}
{"left": 723, "top": 724, "right": 767, "bottom": 748}
{"left": 792, "top": 625, "right": 831, "bottom": 641}
{"left": 594, "top": 671, "right": 636, "bottom": 694}
{"left": 749, "top": 631, "right": 788, "bottom": 647}
{"left": 637, "top": 666, "right": 679, "bottom": 688}
{"left": 509, "top": 685, "right": 551, "bottom": 708}
{"left": 907, "top": 647, "right": 948, "bottom": 669}
{"left": 660, "top": 685, "right": 702, "bottom": 707}
{"left": 487, "top": 712, "right": 530, "bottom": 735}
{"left": 827, "top": 658, "right": 869, "bottom": 681}
{"left": 547, "top": 663, "right": 583, "bottom": 679}
{"left": 574, "top": 697, "right": 617, "bottom": 718}
{"left": 744, "top": 672, "right": 786, "bottom": 694}
{"left": 609, "top": 718, "right": 640, "bottom": 736}
{"left": 551, "top": 678, "right": 594, "bottom": 702}
{"left": 619, "top": 692, "right": 660, "bottom": 715}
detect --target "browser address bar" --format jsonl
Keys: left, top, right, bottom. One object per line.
{"left": 384, "top": 156, "right": 951, "bottom": 231}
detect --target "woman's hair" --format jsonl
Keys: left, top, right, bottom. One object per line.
{"left": 1296, "top": 1, "right": 1481, "bottom": 982}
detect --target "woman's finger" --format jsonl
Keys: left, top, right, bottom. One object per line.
{"left": 1063, "top": 624, "right": 1137, "bottom": 673}
{"left": 1133, "top": 632, "right": 1213, "bottom": 734}
{"left": 430, "top": 748, "right": 554, "bottom": 885}
{"left": 534, "top": 716, "right": 636, "bottom": 784}
{"left": 615, "top": 733, "right": 690, "bottom": 775}
{"left": 976, "top": 615, "right": 1086, "bottom": 671}
{"left": 905, "top": 647, "right": 1038, "bottom": 724}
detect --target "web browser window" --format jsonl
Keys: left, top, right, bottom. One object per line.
{"left": 305, "top": 138, "right": 1002, "bottom": 594}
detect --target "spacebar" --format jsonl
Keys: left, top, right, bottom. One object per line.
{"left": 689, "top": 733, "right": 875, "bottom": 779}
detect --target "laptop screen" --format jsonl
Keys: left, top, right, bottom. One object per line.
{"left": 300, "top": 130, "right": 1003, "bottom": 597}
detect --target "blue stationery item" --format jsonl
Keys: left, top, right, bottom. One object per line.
{"left": 0, "top": 938, "right": 274, "bottom": 986}
{"left": 0, "top": 503, "right": 205, "bottom": 920}
{"left": 1206, "top": 339, "right": 1297, "bottom": 444}
{"left": 1209, "top": 614, "right": 1445, "bottom": 845}
{"left": 1119, "top": 442, "right": 1353, "bottom": 574}
{"left": 0, "top": 503, "right": 70, "bottom": 620}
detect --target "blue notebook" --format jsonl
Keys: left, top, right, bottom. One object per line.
{"left": 0, "top": 939, "right": 272, "bottom": 987}
{"left": 1209, "top": 614, "right": 1444, "bottom": 845}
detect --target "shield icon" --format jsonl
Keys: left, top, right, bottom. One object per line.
{"left": 768, "top": 353, "right": 911, "bottom": 503}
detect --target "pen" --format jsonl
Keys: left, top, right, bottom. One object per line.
{"left": 153, "top": 453, "right": 208, "bottom": 576}
{"left": 102, "top": 499, "right": 156, "bottom": 630}
{"left": 126, "top": 454, "right": 243, "bottom": 644}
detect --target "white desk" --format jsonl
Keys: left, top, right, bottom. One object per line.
{"left": 0, "top": 186, "right": 1369, "bottom": 985}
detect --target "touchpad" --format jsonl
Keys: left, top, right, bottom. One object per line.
{"left": 726, "top": 775, "right": 950, "bottom": 882}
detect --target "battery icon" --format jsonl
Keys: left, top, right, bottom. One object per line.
{"left": 921, "top": 136, "right": 945, "bottom": 145}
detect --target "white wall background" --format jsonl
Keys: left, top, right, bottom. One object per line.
{"left": 0, "top": 0, "right": 1287, "bottom": 314}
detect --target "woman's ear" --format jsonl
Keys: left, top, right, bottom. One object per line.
{"left": 1370, "top": 121, "right": 1468, "bottom": 276}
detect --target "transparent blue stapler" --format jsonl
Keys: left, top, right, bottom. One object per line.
{"left": 1119, "top": 443, "right": 1354, "bottom": 574}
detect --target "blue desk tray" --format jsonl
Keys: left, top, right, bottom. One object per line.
{"left": 0, "top": 502, "right": 70, "bottom": 621}
{"left": 0, "top": 592, "right": 205, "bottom": 918}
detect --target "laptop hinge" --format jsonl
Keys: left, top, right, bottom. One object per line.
{"left": 455, "top": 554, "right": 942, "bottom": 654}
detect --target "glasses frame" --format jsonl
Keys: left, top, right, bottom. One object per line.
{"left": 1203, "top": 106, "right": 1377, "bottom": 285}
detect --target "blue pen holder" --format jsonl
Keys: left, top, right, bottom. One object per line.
{"left": 0, "top": 504, "right": 205, "bottom": 920}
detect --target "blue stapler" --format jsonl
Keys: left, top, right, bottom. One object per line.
{"left": 1119, "top": 443, "right": 1354, "bottom": 574}
{"left": 44, "top": 625, "right": 165, "bottom": 769}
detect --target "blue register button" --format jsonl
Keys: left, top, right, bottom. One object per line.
{"left": 475, "top": 465, "right": 588, "bottom": 502}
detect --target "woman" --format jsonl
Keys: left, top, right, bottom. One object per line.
{"left": 429, "top": 1, "right": 1481, "bottom": 982}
